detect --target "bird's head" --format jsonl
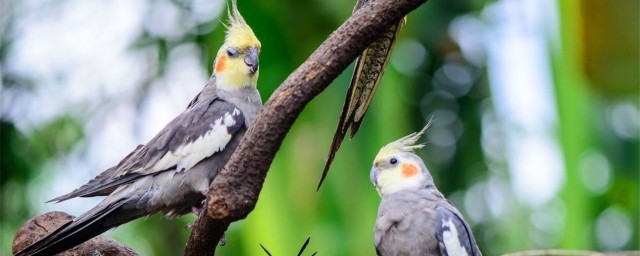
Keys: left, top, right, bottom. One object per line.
{"left": 370, "top": 122, "right": 434, "bottom": 196}
{"left": 214, "top": 0, "right": 261, "bottom": 90}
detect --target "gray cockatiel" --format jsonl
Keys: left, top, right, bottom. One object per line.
{"left": 370, "top": 123, "right": 482, "bottom": 256}
{"left": 16, "top": 2, "right": 261, "bottom": 255}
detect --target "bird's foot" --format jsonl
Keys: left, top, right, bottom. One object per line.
{"left": 219, "top": 233, "right": 227, "bottom": 246}
{"left": 192, "top": 205, "right": 202, "bottom": 216}
{"left": 185, "top": 204, "right": 204, "bottom": 229}
{"left": 190, "top": 188, "right": 209, "bottom": 217}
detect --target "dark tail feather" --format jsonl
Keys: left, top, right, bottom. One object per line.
{"left": 48, "top": 144, "right": 146, "bottom": 204}
{"left": 16, "top": 199, "right": 132, "bottom": 256}
{"left": 47, "top": 172, "right": 143, "bottom": 203}
{"left": 317, "top": 70, "right": 359, "bottom": 191}
{"left": 318, "top": 121, "right": 349, "bottom": 191}
{"left": 46, "top": 167, "right": 119, "bottom": 203}
{"left": 349, "top": 118, "right": 364, "bottom": 139}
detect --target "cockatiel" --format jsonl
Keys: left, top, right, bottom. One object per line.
{"left": 317, "top": 0, "right": 404, "bottom": 190}
{"left": 16, "top": 1, "right": 261, "bottom": 255}
{"left": 370, "top": 123, "right": 482, "bottom": 256}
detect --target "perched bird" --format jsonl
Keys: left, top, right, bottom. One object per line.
{"left": 370, "top": 123, "right": 482, "bottom": 256}
{"left": 317, "top": 0, "right": 404, "bottom": 190}
{"left": 16, "top": 1, "right": 262, "bottom": 255}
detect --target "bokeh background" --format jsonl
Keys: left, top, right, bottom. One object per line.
{"left": 1, "top": 0, "right": 638, "bottom": 255}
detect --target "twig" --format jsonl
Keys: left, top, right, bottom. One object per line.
{"left": 297, "top": 237, "right": 312, "bottom": 256}
{"left": 259, "top": 237, "right": 315, "bottom": 256}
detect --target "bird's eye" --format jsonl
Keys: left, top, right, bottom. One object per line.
{"left": 227, "top": 47, "right": 239, "bottom": 57}
{"left": 389, "top": 157, "right": 398, "bottom": 165}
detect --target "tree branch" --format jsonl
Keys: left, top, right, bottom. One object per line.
{"left": 184, "top": 0, "right": 429, "bottom": 254}
{"left": 13, "top": 212, "right": 138, "bottom": 256}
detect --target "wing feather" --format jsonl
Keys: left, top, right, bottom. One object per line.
{"left": 435, "top": 205, "right": 482, "bottom": 256}
{"left": 117, "top": 98, "right": 243, "bottom": 175}
{"left": 49, "top": 94, "right": 245, "bottom": 202}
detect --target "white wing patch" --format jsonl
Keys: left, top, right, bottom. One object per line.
{"left": 224, "top": 109, "right": 238, "bottom": 127}
{"left": 442, "top": 218, "right": 469, "bottom": 256}
{"left": 150, "top": 111, "right": 236, "bottom": 173}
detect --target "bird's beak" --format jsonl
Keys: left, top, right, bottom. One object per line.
{"left": 370, "top": 166, "right": 380, "bottom": 187}
{"left": 245, "top": 47, "right": 259, "bottom": 75}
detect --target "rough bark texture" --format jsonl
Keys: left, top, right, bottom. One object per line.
{"left": 12, "top": 211, "right": 138, "bottom": 256}
{"left": 184, "top": 0, "right": 429, "bottom": 255}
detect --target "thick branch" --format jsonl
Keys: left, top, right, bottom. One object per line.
{"left": 185, "top": 0, "right": 428, "bottom": 254}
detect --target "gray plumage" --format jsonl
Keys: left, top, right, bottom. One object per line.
{"left": 371, "top": 138, "right": 481, "bottom": 256}
{"left": 374, "top": 188, "right": 481, "bottom": 256}
{"left": 17, "top": 75, "right": 262, "bottom": 256}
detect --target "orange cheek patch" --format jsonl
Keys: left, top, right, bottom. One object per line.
{"left": 401, "top": 163, "right": 419, "bottom": 178}
{"left": 215, "top": 56, "right": 227, "bottom": 73}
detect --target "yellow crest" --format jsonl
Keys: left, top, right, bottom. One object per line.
{"left": 225, "top": 0, "right": 260, "bottom": 49}
{"left": 375, "top": 119, "right": 433, "bottom": 160}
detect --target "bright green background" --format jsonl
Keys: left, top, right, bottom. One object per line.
{"left": 1, "top": 0, "right": 638, "bottom": 255}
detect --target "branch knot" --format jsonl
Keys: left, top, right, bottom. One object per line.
{"left": 207, "top": 196, "right": 230, "bottom": 219}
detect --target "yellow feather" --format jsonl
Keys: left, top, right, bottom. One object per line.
{"left": 225, "top": 0, "right": 260, "bottom": 49}
{"left": 216, "top": 58, "right": 259, "bottom": 89}
{"left": 375, "top": 118, "right": 434, "bottom": 161}
{"left": 215, "top": 0, "right": 261, "bottom": 89}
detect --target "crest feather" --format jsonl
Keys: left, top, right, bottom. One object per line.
{"left": 227, "top": 0, "right": 247, "bottom": 27}
{"left": 378, "top": 119, "right": 434, "bottom": 157}
{"left": 223, "top": 0, "right": 260, "bottom": 48}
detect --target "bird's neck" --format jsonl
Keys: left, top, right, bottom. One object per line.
{"left": 216, "top": 85, "right": 262, "bottom": 126}
{"left": 215, "top": 70, "right": 258, "bottom": 90}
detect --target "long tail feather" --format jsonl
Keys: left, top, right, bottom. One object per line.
{"left": 348, "top": 19, "right": 404, "bottom": 138}
{"left": 16, "top": 199, "right": 135, "bottom": 256}
{"left": 47, "top": 172, "right": 143, "bottom": 203}
{"left": 317, "top": 2, "right": 404, "bottom": 190}
{"left": 316, "top": 76, "right": 356, "bottom": 191}
{"left": 48, "top": 145, "right": 147, "bottom": 203}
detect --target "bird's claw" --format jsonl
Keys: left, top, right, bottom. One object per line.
{"left": 219, "top": 233, "right": 227, "bottom": 246}
{"left": 186, "top": 200, "right": 208, "bottom": 229}
{"left": 192, "top": 205, "right": 202, "bottom": 216}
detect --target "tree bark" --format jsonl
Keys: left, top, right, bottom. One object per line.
{"left": 184, "top": 0, "right": 429, "bottom": 254}
{"left": 13, "top": 211, "right": 138, "bottom": 256}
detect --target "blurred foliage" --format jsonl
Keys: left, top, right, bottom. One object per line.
{"left": 556, "top": 0, "right": 639, "bottom": 250}
{"left": 1, "top": 117, "right": 84, "bottom": 253}
{"left": 579, "top": 0, "right": 639, "bottom": 95}
{"left": 1, "top": 0, "right": 638, "bottom": 255}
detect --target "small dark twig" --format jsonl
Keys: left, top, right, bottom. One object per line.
{"left": 297, "top": 237, "right": 312, "bottom": 256}
{"left": 260, "top": 244, "right": 272, "bottom": 256}
{"left": 259, "top": 237, "right": 316, "bottom": 256}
